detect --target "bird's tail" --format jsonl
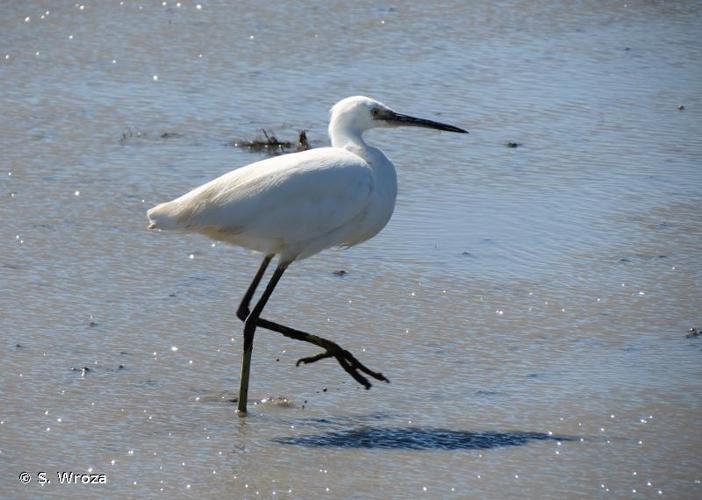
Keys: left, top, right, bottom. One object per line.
{"left": 146, "top": 201, "right": 185, "bottom": 230}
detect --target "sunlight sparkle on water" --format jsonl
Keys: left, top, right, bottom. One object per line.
{"left": 2, "top": 3, "right": 700, "bottom": 498}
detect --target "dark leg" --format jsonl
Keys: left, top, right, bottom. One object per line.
{"left": 256, "top": 317, "right": 389, "bottom": 389}
{"left": 237, "top": 255, "right": 273, "bottom": 322}
{"left": 237, "top": 262, "right": 288, "bottom": 415}
{"left": 235, "top": 258, "right": 389, "bottom": 394}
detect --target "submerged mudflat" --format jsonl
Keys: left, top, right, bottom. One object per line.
{"left": 1, "top": 1, "right": 701, "bottom": 498}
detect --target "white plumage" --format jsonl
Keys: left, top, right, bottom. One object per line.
{"left": 148, "top": 97, "right": 404, "bottom": 262}
{"left": 148, "top": 97, "right": 466, "bottom": 262}
{"left": 148, "top": 146, "right": 386, "bottom": 261}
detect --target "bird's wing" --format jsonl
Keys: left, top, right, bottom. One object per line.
{"left": 149, "top": 147, "right": 373, "bottom": 245}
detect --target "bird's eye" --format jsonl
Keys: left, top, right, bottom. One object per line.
{"left": 371, "top": 108, "right": 380, "bottom": 118}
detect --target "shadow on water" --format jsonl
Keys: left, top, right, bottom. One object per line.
{"left": 274, "top": 426, "right": 573, "bottom": 450}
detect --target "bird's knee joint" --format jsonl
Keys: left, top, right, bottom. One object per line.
{"left": 236, "top": 308, "right": 249, "bottom": 322}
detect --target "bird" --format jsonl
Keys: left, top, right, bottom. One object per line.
{"left": 147, "top": 96, "right": 467, "bottom": 414}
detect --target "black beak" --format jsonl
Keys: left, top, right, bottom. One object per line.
{"left": 377, "top": 110, "right": 468, "bottom": 134}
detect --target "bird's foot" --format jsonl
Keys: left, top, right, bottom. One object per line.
{"left": 250, "top": 317, "right": 389, "bottom": 389}
{"left": 296, "top": 344, "right": 389, "bottom": 390}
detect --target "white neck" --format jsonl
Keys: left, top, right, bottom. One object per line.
{"left": 329, "top": 117, "right": 368, "bottom": 150}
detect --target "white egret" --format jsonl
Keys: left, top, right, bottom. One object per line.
{"left": 147, "top": 96, "right": 467, "bottom": 414}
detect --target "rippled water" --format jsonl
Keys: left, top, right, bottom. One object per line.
{"left": 2, "top": 1, "right": 701, "bottom": 498}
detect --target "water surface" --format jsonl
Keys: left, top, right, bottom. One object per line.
{"left": 1, "top": 1, "right": 701, "bottom": 498}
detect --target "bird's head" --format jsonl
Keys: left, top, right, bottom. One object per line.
{"left": 329, "top": 96, "right": 468, "bottom": 137}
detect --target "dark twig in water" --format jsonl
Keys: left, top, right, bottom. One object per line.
{"left": 297, "top": 130, "right": 310, "bottom": 151}
{"left": 506, "top": 141, "right": 521, "bottom": 148}
{"left": 119, "top": 127, "right": 145, "bottom": 145}
{"left": 229, "top": 129, "right": 290, "bottom": 154}
{"left": 119, "top": 128, "right": 183, "bottom": 144}
{"left": 160, "top": 131, "right": 183, "bottom": 139}
{"left": 261, "top": 129, "right": 291, "bottom": 151}
{"left": 229, "top": 129, "right": 313, "bottom": 156}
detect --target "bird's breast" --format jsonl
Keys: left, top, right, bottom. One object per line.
{"left": 341, "top": 156, "right": 398, "bottom": 247}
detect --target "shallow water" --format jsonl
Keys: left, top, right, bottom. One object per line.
{"left": 2, "top": 0, "right": 701, "bottom": 498}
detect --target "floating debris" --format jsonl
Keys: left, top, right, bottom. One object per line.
{"left": 332, "top": 270, "right": 347, "bottom": 277}
{"left": 119, "top": 127, "right": 145, "bottom": 145}
{"left": 259, "top": 396, "right": 295, "bottom": 408}
{"left": 506, "top": 141, "right": 521, "bottom": 148}
{"left": 677, "top": 105, "right": 685, "bottom": 111}
{"left": 231, "top": 129, "right": 289, "bottom": 153}
{"left": 297, "top": 130, "right": 310, "bottom": 151}
{"left": 160, "top": 131, "right": 183, "bottom": 139}
{"left": 229, "top": 129, "right": 312, "bottom": 156}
